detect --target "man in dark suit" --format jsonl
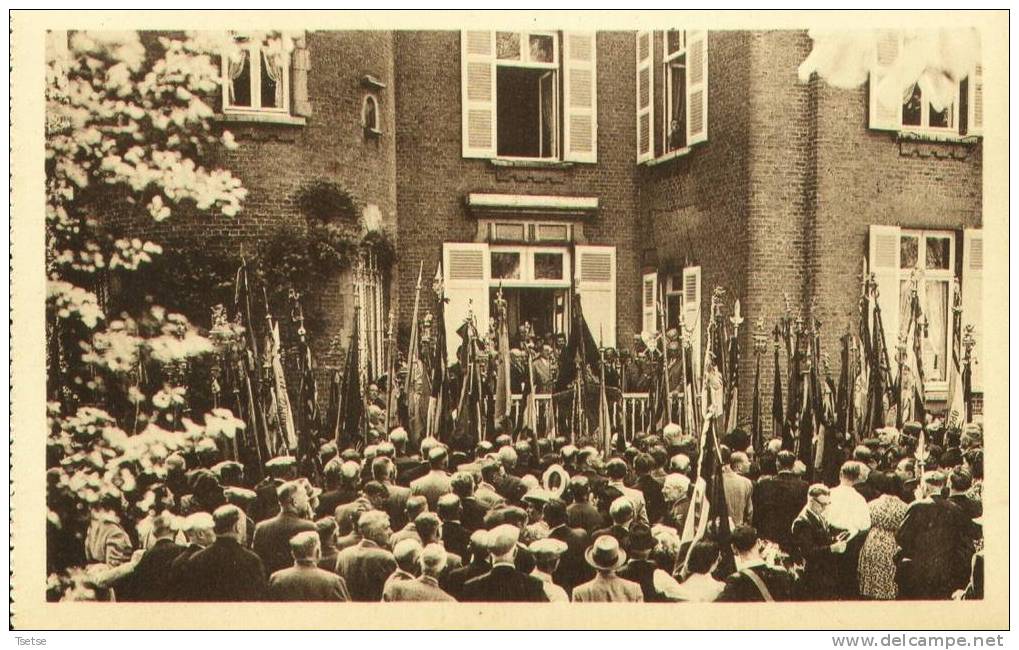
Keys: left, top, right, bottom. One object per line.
{"left": 252, "top": 456, "right": 297, "bottom": 523}
{"left": 896, "top": 471, "right": 975, "bottom": 599}
{"left": 718, "top": 526, "right": 796, "bottom": 602}
{"left": 267, "top": 531, "right": 350, "bottom": 601}
{"left": 544, "top": 498, "right": 593, "bottom": 593}
{"left": 182, "top": 505, "right": 268, "bottom": 601}
{"left": 165, "top": 512, "right": 216, "bottom": 600}
{"left": 450, "top": 471, "right": 490, "bottom": 532}
{"left": 494, "top": 447, "right": 526, "bottom": 503}
{"left": 316, "top": 459, "right": 361, "bottom": 520}
{"left": 445, "top": 529, "right": 491, "bottom": 600}
{"left": 334, "top": 510, "right": 397, "bottom": 601}
{"left": 633, "top": 453, "right": 667, "bottom": 524}
{"left": 853, "top": 446, "right": 883, "bottom": 502}
{"left": 462, "top": 524, "right": 548, "bottom": 602}
{"left": 389, "top": 427, "right": 421, "bottom": 484}
{"left": 617, "top": 525, "right": 668, "bottom": 602}
{"left": 566, "top": 477, "right": 604, "bottom": 535}
{"left": 752, "top": 451, "right": 808, "bottom": 552}
{"left": 895, "top": 458, "right": 919, "bottom": 504}
{"left": 120, "top": 511, "right": 187, "bottom": 601}
{"left": 373, "top": 456, "right": 412, "bottom": 530}
{"left": 436, "top": 494, "right": 471, "bottom": 560}
{"left": 947, "top": 468, "right": 983, "bottom": 522}
{"left": 790, "top": 484, "right": 847, "bottom": 601}
{"left": 252, "top": 481, "right": 317, "bottom": 576}
{"left": 593, "top": 496, "right": 635, "bottom": 554}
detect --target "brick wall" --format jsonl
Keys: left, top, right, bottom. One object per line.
{"left": 393, "top": 30, "right": 643, "bottom": 344}
{"left": 130, "top": 31, "right": 399, "bottom": 372}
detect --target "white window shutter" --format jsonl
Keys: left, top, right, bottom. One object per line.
{"left": 682, "top": 265, "right": 702, "bottom": 378}
{"left": 461, "top": 30, "right": 496, "bottom": 159}
{"left": 575, "top": 245, "right": 616, "bottom": 347}
{"left": 641, "top": 271, "right": 658, "bottom": 334}
{"left": 442, "top": 242, "right": 490, "bottom": 360}
{"left": 962, "top": 229, "right": 983, "bottom": 391}
{"left": 868, "top": 225, "right": 902, "bottom": 379}
{"left": 869, "top": 30, "right": 902, "bottom": 131}
{"left": 635, "top": 31, "right": 654, "bottom": 163}
{"left": 967, "top": 63, "right": 983, "bottom": 136}
{"left": 563, "top": 32, "right": 597, "bottom": 163}
{"left": 685, "top": 30, "right": 708, "bottom": 146}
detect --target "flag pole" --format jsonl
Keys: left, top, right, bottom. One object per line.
{"left": 405, "top": 261, "right": 424, "bottom": 436}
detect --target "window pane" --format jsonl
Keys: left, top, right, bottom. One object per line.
{"left": 534, "top": 252, "right": 564, "bottom": 280}
{"left": 902, "top": 84, "right": 922, "bottom": 126}
{"left": 228, "top": 50, "right": 252, "bottom": 107}
{"left": 667, "top": 61, "right": 686, "bottom": 151}
{"left": 497, "top": 32, "right": 520, "bottom": 60}
{"left": 529, "top": 34, "right": 554, "bottom": 63}
{"left": 924, "top": 280, "right": 948, "bottom": 382}
{"left": 496, "top": 67, "right": 544, "bottom": 158}
{"left": 925, "top": 236, "right": 951, "bottom": 270}
{"left": 667, "top": 30, "right": 684, "bottom": 56}
{"left": 929, "top": 102, "right": 953, "bottom": 129}
{"left": 900, "top": 235, "right": 918, "bottom": 269}
{"left": 491, "top": 251, "right": 522, "bottom": 279}
{"left": 260, "top": 50, "right": 280, "bottom": 108}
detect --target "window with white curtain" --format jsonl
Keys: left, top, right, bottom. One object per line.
{"left": 223, "top": 39, "right": 290, "bottom": 114}
{"left": 898, "top": 229, "right": 955, "bottom": 387}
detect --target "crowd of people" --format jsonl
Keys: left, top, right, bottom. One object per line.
{"left": 69, "top": 418, "right": 984, "bottom": 603}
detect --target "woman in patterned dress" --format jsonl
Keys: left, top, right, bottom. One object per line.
{"left": 857, "top": 475, "right": 908, "bottom": 600}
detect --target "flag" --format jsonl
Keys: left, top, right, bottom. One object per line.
{"left": 869, "top": 295, "right": 892, "bottom": 432}
{"left": 724, "top": 301, "right": 741, "bottom": 434}
{"left": 771, "top": 336, "right": 787, "bottom": 448}
{"left": 338, "top": 311, "right": 363, "bottom": 448}
{"left": 751, "top": 346, "right": 762, "bottom": 451}
{"left": 521, "top": 347, "right": 538, "bottom": 434}
{"left": 325, "top": 368, "right": 342, "bottom": 443}
{"left": 426, "top": 266, "right": 448, "bottom": 438}
{"left": 598, "top": 352, "right": 612, "bottom": 454}
{"left": 679, "top": 417, "right": 733, "bottom": 575}
{"left": 554, "top": 295, "right": 600, "bottom": 392}
{"left": 945, "top": 280, "right": 966, "bottom": 428}
{"left": 296, "top": 333, "right": 318, "bottom": 470}
{"left": 266, "top": 320, "right": 298, "bottom": 453}
{"left": 494, "top": 289, "right": 512, "bottom": 422}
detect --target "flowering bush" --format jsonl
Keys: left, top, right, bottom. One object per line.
{"left": 43, "top": 30, "right": 290, "bottom": 597}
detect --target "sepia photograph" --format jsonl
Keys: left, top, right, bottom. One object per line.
{"left": 8, "top": 8, "right": 1009, "bottom": 633}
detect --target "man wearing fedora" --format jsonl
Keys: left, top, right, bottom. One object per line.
{"left": 461, "top": 524, "right": 548, "bottom": 602}
{"left": 252, "top": 480, "right": 318, "bottom": 576}
{"left": 617, "top": 525, "right": 668, "bottom": 602}
{"left": 572, "top": 535, "right": 644, "bottom": 602}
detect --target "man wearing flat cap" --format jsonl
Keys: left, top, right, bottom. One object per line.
{"left": 529, "top": 538, "right": 570, "bottom": 602}
{"left": 267, "top": 531, "right": 350, "bottom": 601}
{"left": 252, "top": 480, "right": 317, "bottom": 575}
{"left": 572, "top": 535, "right": 643, "bottom": 602}
{"left": 410, "top": 445, "right": 453, "bottom": 510}
{"left": 461, "top": 525, "right": 548, "bottom": 602}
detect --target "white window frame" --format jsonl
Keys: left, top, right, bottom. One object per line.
{"left": 899, "top": 228, "right": 956, "bottom": 393}
{"left": 900, "top": 82, "right": 961, "bottom": 138}
{"left": 222, "top": 39, "right": 291, "bottom": 115}
{"left": 488, "top": 245, "right": 571, "bottom": 289}
{"left": 494, "top": 31, "right": 561, "bottom": 161}
{"left": 662, "top": 30, "right": 687, "bottom": 156}
{"left": 664, "top": 272, "right": 684, "bottom": 330}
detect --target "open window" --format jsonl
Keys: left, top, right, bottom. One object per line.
{"left": 461, "top": 31, "right": 597, "bottom": 162}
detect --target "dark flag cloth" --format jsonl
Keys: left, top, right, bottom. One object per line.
{"left": 325, "top": 368, "right": 342, "bottom": 444}
{"left": 338, "top": 312, "right": 363, "bottom": 449}
{"left": 724, "top": 316, "right": 740, "bottom": 435}
{"left": 452, "top": 319, "right": 485, "bottom": 446}
{"left": 869, "top": 298, "right": 892, "bottom": 433}
{"left": 751, "top": 348, "right": 762, "bottom": 452}
{"left": 679, "top": 417, "right": 734, "bottom": 577}
{"left": 427, "top": 269, "right": 449, "bottom": 439}
{"left": 771, "top": 329, "right": 789, "bottom": 450}
{"left": 835, "top": 332, "right": 851, "bottom": 439}
{"left": 554, "top": 295, "right": 600, "bottom": 394}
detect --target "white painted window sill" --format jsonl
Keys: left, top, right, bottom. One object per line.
{"left": 642, "top": 146, "right": 693, "bottom": 167}
{"left": 215, "top": 112, "right": 307, "bottom": 127}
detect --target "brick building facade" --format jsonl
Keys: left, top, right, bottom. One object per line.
{"left": 181, "top": 28, "right": 982, "bottom": 433}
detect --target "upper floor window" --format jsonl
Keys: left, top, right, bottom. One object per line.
{"left": 869, "top": 32, "right": 982, "bottom": 138}
{"left": 637, "top": 30, "right": 708, "bottom": 164}
{"left": 223, "top": 39, "right": 290, "bottom": 114}
{"left": 461, "top": 31, "right": 597, "bottom": 162}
